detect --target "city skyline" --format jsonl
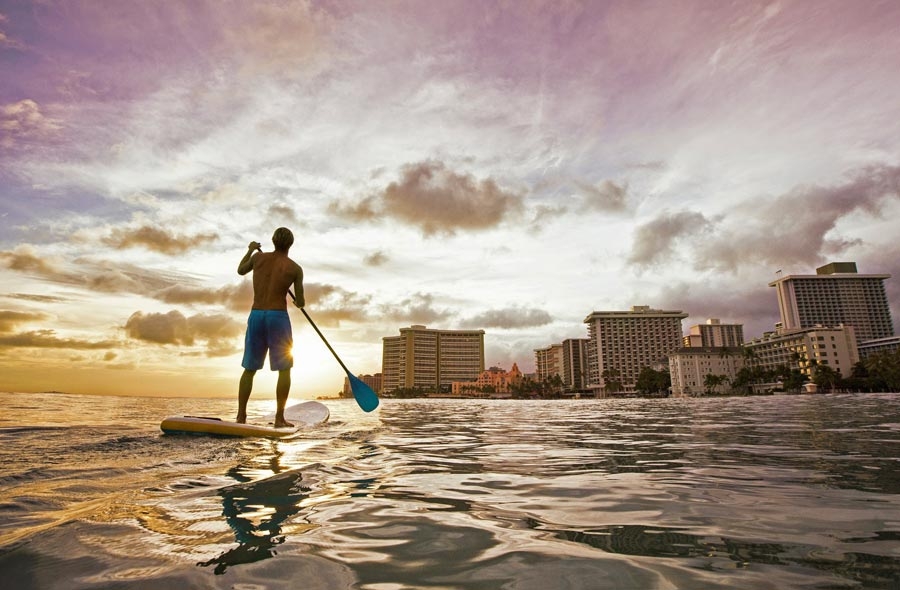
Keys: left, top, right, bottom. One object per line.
{"left": 2, "top": 1, "right": 900, "bottom": 398}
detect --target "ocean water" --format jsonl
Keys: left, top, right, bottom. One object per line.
{"left": 1, "top": 392, "right": 899, "bottom": 589}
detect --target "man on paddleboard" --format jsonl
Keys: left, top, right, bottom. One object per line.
{"left": 236, "top": 227, "right": 305, "bottom": 428}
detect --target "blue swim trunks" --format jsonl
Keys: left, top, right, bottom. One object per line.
{"left": 241, "top": 310, "right": 293, "bottom": 371}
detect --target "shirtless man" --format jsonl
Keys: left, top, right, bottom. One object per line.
{"left": 236, "top": 227, "right": 305, "bottom": 428}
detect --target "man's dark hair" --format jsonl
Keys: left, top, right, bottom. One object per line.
{"left": 272, "top": 227, "right": 294, "bottom": 251}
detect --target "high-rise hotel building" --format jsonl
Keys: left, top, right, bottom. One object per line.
{"left": 584, "top": 306, "right": 688, "bottom": 393}
{"left": 769, "top": 262, "right": 893, "bottom": 344}
{"left": 562, "top": 338, "right": 590, "bottom": 391}
{"left": 534, "top": 344, "right": 563, "bottom": 381}
{"left": 534, "top": 338, "right": 590, "bottom": 391}
{"left": 382, "top": 325, "right": 485, "bottom": 393}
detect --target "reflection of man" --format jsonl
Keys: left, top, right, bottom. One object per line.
{"left": 236, "top": 227, "right": 305, "bottom": 428}
{"left": 199, "top": 464, "right": 308, "bottom": 575}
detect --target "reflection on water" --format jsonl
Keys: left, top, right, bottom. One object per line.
{"left": 198, "top": 465, "right": 310, "bottom": 574}
{"left": 2, "top": 393, "right": 900, "bottom": 589}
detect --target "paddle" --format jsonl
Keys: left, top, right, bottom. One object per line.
{"left": 289, "top": 289, "right": 380, "bottom": 413}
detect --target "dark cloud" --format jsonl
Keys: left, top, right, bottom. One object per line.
{"left": 695, "top": 163, "right": 900, "bottom": 271}
{"left": 304, "top": 283, "right": 373, "bottom": 326}
{"left": 4, "top": 293, "right": 69, "bottom": 303}
{"left": 579, "top": 179, "right": 629, "bottom": 212}
{"left": 378, "top": 292, "right": 454, "bottom": 325}
{"left": 328, "top": 196, "right": 379, "bottom": 221}
{"left": 858, "top": 246, "right": 900, "bottom": 336}
{"left": 363, "top": 250, "right": 389, "bottom": 266}
{"left": 0, "top": 329, "right": 117, "bottom": 349}
{"left": 103, "top": 226, "right": 218, "bottom": 254}
{"left": 1, "top": 245, "right": 235, "bottom": 306}
{"left": 628, "top": 210, "right": 713, "bottom": 268}
{"left": 140, "top": 278, "right": 373, "bottom": 327}
{"left": 653, "top": 280, "right": 780, "bottom": 340}
{"left": 460, "top": 307, "right": 554, "bottom": 329}
{"left": 625, "top": 164, "right": 900, "bottom": 274}
{"left": 0, "top": 310, "right": 50, "bottom": 332}
{"left": 124, "top": 310, "right": 243, "bottom": 351}
{"left": 331, "top": 160, "right": 523, "bottom": 236}
{"left": 0, "top": 245, "right": 58, "bottom": 275}
{"left": 154, "top": 282, "right": 252, "bottom": 312}
{"left": 267, "top": 204, "right": 301, "bottom": 226}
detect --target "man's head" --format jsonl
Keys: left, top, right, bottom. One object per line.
{"left": 272, "top": 227, "right": 294, "bottom": 252}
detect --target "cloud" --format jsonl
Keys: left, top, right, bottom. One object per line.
{"left": 378, "top": 292, "right": 454, "bottom": 325}
{"left": 267, "top": 204, "right": 301, "bottom": 226}
{"left": 2, "top": 245, "right": 237, "bottom": 306}
{"left": 103, "top": 226, "right": 218, "bottom": 254}
{"left": 364, "top": 250, "right": 389, "bottom": 266}
{"left": 695, "top": 163, "right": 900, "bottom": 271}
{"left": 628, "top": 210, "right": 714, "bottom": 268}
{"left": 0, "top": 310, "right": 50, "bottom": 332}
{"left": 332, "top": 160, "right": 523, "bottom": 236}
{"left": 154, "top": 282, "right": 252, "bottom": 311}
{"left": 460, "top": 306, "right": 554, "bottom": 329}
{"left": 529, "top": 204, "right": 568, "bottom": 229}
{"left": 124, "top": 310, "right": 243, "bottom": 350}
{"left": 653, "top": 280, "right": 780, "bottom": 339}
{"left": 218, "top": 2, "right": 334, "bottom": 79}
{"left": 0, "top": 329, "right": 117, "bottom": 350}
{"left": 0, "top": 19, "right": 22, "bottom": 47}
{"left": 578, "top": 179, "right": 629, "bottom": 213}
{"left": 4, "top": 293, "right": 70, "bottom": 303}
{"left": 0, "top": 100, "right": 61, "bottom": 150}
{"left": 303, "top": 283, "right": 373, "bottom": 326}
{"left": 0, "top": 245, "right": 60, "bottom": 275}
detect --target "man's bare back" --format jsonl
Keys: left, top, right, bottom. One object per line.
{"left": 238, "top": 243, "right": 305, "bottom": 310}
{"left": 249, "top": 252, "right": 304, "bottom": 310}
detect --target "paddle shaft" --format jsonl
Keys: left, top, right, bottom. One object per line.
{"left": 288, "top": 289, "right": 353, "bottom": 376}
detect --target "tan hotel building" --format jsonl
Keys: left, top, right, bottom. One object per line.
{"left": 382, "top": 325, "right": 485, "bottom": 393}
{"left": 743, "top": 324, "right": 859, "bottom": 379}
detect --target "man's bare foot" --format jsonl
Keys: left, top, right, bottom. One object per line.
{"left": 274, "top": 417, "right": 294, "bottom": 428}
{"left": 236, "top": 413, "right": 247, "bottom": 424}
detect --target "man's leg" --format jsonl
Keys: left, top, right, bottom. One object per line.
{"left": 237, "top": 369, "right": 256, "bottom": 423}
{"left": 274, "top": 369, "right": 293, "bottom": 428}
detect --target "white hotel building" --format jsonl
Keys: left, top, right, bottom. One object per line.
{"left": 584, "top": 306, "right": 688, "bottom": 394}
{"left": 769, "top": 262, "right": 893, "bottom": 344}
{"left": 669, "top": 347, "right": 745, "bottom": 396}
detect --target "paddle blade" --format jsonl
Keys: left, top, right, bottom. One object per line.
{"left": 348, "top": 373, "right": 380, "bottom": 412}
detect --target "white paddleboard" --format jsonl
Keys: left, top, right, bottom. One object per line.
{"left": 160, "top": 400, "right": 329, "bottom": 438}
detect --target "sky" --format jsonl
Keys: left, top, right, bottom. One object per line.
{"left": 1, "top": 0, "right": 900, "bottom": 399}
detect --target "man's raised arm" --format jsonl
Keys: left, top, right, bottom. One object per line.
{"left": 238, "top": 241, "right": 261, "bottom": 275}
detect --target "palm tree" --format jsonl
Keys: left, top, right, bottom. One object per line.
{"left": 812, "top": 364, "right": 839, "bottom": 392}
{"left": 601, "top": 368, "right": 623, "bottom": 396}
